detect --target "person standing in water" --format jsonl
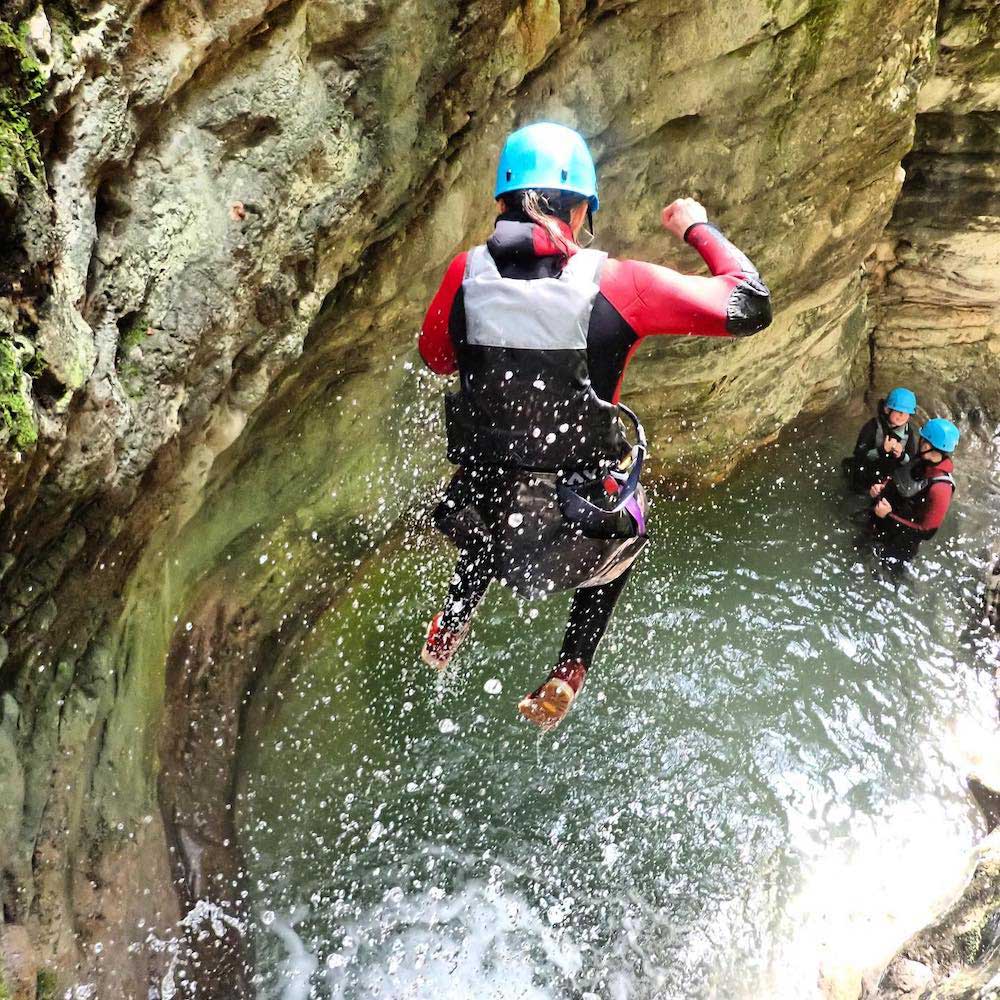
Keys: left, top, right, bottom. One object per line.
{"left": 870, "top": 417, "right": 959, "bottom": 562}
{"left": 417, "top": 122, "right": 772, "bottom": 730}
{"left": 842, "top": 387, "right": 919, "bottom": 493}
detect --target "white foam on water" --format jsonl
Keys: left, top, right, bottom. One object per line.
{"left": 268, "top": 908, "right": 318, "bottom": 1000}
{"left": 759, "top": 793, "right": 977, "bottom": 1000}
{"left": 321, "top": 881, "right": 581, "bottom": 1000}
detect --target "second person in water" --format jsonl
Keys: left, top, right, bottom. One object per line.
{"left": 843, "top": 387, "right": 919, "bottom": 492}
{"left": 417, "top": 122, "right": 772, "bottom": 730}
{"left": 869, "top": 417, "right": 959, "bottom": 562}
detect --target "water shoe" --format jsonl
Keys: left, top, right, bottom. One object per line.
{"left": 421, "top": 612, "right": 472, "bottom": 670}
{"left": 517, "top": 660, "right": 587, "bottom": 731}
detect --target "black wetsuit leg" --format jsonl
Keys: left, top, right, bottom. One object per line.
{"left": 558, "top": 562, "right": 636, "bottom": 669}
{"left": 441, "top": 539, "right": 495, "bottom": 631}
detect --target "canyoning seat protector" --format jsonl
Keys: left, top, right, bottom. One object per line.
{"left": 433, "top": 466, "right": 648, "bottom": 599}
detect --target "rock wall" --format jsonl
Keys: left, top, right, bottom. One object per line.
{"left": 870, "top": 0, "right": 1000, "bottom": 415}
{"left": 0, "top": 0, "right": 994, "bottom": 995}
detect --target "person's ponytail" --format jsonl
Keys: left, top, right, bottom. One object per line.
{"left": 522, "top": 189, "right": 577, "bottom": 259}
{"left": 506, "top": 189, "right": 587, "bottom": 259}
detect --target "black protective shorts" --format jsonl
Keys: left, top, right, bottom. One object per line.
{"left": 433, "top": 466, "right": 648, "bottom": 599}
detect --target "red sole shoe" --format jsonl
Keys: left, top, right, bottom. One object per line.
{"left": 420, "top": 612, "right": 471, "bottom": 671}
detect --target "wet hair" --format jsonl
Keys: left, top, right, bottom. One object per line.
{"left": 501, "top": 188, "right": 591, "bottom": 258}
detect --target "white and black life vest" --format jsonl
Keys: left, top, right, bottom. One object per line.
{"left": 892, "top": 462, "right": 956, "bottom": 500}
{"left": 444, "top": 244, "right": 630, "bottom": 471}
{"left": 874, "top": 421, "right": 910, "bottom": 456}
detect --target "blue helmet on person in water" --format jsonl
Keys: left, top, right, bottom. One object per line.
{"left": 885, "top": 387, "right": 917, "bottom": 414}
{"left": 494, "top": 123, "right": 599, "bottom": 212}
{"left": 920, "top": 418, "right": 960, "bottom": 454}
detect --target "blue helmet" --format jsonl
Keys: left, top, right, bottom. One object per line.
{"left": 494, "top": 122, "right": 599, "bottom": 212}
{"left": 885, "top": 387, "right": 917, "bottom": 414}
{"left": 920, "top": 418, "right": 960, "bottom": 454}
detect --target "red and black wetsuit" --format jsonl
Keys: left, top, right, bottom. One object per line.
{"left": 420, "top": 212, "right": 771, "bottom": 669}
{"left": 874, "top": 458, "right": 955, "bottom": 561}
{"left": 420, "top": 212, "right": 771, "bottom": 395}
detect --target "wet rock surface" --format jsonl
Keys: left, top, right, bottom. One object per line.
{"left": 870, "top": 0, "right": 1000, "bottom": 416}
{"left": 0, "top": 0, "right": 995, "bottom": 995}
{"left": 871, "top": 831, "right": 1000, "bottom": 999}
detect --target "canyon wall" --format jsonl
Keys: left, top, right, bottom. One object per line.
{"left": 871, "top": 0, "right": 999, "bottom": 417}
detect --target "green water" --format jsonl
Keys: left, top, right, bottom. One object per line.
{"left": 240, "top": 414, "right": 1000, "bottom": 1000}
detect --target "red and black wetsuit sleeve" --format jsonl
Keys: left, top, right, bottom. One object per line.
{"left": 888, "top": 482, "right": 954, "bottom": 539}
{"left": 600, "top": 223, "right": 770, "bottom": 339}
{"left": 591, "top": 221, "right": 771, "bottom": 401}
{"left": 419, "top": 252, "right": 467, "bottom": 375}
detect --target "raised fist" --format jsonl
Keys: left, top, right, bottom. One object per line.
{"left": 661, "top": 198, "right": 708, "bottom": 240}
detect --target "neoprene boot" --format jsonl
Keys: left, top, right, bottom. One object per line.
{"left": 421, "top": 612, "right": 472, "bottom": 671}
{"left": 518, "top": 659, "right": 587, "bottom": 731}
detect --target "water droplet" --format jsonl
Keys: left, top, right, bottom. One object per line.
{"left": 484, "top": 678, "right": 502, "bottom": 695}
{"left": 438, "top": 718, "right": 457, "bottom": 735}
{"left": 261, "top": 910, "right": 275, "bottom": 926}
{"left": 547, "top": 904, "right": 565, "bottom": 924}
{"left": 507, "top": 513, "right": 524, "bottom": 528}
{"left": 533, "top": 379, "right": 546, "bottom": 390}
{"left": 367, "top": 821, "right": 385, "bottom": 843}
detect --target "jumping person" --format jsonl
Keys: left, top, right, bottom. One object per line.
{"left": 842, "top": 387, "right": 919, "bottom": 493}
{"left": 417, "top": 122, "right": 772, "bottom": 730}
{"left": 870, "top": 417, "right": 959, "bottom": 562}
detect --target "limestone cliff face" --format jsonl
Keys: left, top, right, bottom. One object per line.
{"left": 870, "top": 0, "right": 1000, "bottom": 414}
{"left": 0, "top": 0, "right": 994, "bottom": 995}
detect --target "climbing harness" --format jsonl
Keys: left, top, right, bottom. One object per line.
{"left": 557, "top": 404, "right": 647, "bottom": 539}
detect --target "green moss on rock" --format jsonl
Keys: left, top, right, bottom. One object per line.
{"left": 35, "top": 968, "right": 57, "bottom": 1000}
{"left": 0, "top": 16, "right": 47, "bottom": 184}
{"left": 957, "top": 924, "right": 982, "bottom": 963}
{"left": 116, "top": 312, "right": 149, "bottom": 396}
{"left": 0, "top": 337, "right": 37, "bottom": 450}
{"left": 45, "top": 0, "right": 81, "bottom": 62}
{"left": 119, "top": 312, "right": 149, "bottom": 356}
